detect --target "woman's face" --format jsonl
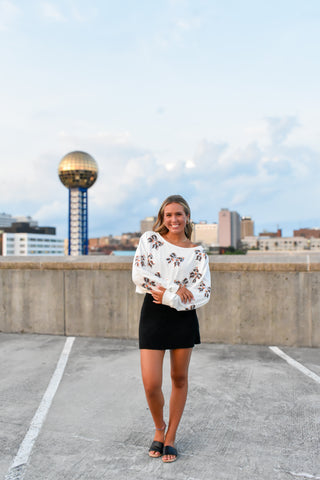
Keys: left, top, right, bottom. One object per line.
{"left": 163, "top": 202, "right": 189, "bottom": 235}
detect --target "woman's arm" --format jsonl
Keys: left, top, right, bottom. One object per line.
{"left": 161, "top": 252, "right": 211, "bottom": 311}
{"left": 151, "top": 284, "right": 194, "bottom": 305}
{"left": 132, "top": 233, "right": 179, "bottom": 294}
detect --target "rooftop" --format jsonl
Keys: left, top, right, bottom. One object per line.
{"left": 1, "top": 333, "right": 319, "bottom": 480}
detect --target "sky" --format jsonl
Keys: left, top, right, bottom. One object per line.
{"left": 1, "top": 0, "right": 320, "bottom": 238}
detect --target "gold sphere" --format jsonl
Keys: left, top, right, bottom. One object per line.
{"left": 58, "top": 151, "right": 98, "bottom": 188}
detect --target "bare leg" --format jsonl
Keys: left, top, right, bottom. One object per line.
{"left": 163, "top": 348, "right": 192, "bottom": 462}
{"left": 140, "top": 349, "right": 166, "bottom": 456}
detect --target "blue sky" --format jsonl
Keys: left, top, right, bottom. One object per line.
{"left": 1, "top": 0, "right": 320, "bottom": 238}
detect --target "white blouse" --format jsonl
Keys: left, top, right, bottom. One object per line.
{"left": 132, "top": 231, "right": 211, "bottom": 311}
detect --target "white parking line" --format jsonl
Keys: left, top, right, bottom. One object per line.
{"left": 5, "top": 337, "right": 75, "bottom": 480}
{"left": 269, "top": 346, "right": 320, "bottom": 385}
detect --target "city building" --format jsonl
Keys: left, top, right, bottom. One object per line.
{"left": 140, "top": 216, "right": 156, "bottom": 234}
{"left": 88, "top": 235, "right": 121, "bottom": 255}
{"left": 89, "top": 236, "right": 116, "bottom": 249}
{"left": 218, "top": 208, "right": 241, "bottom": 248}
{"left": 3, "top": 221, "right": 55, "bottom": 235}
{"left": 243, "top": 234, "right": 320, "bottom": 252}
{"left": 2, "top": 233, "right": 64, "bottom": 256}
{"left": 191, "top": 222, "right": 218, "bottom": 246}
{"left": 0, "top": 213, "right": 40, "bottom": 229}
{"left": 1, "top": 215, "right": 55, "bottom": 235}
{"left": 258, "top": 236, "right": 308, "bottom": 252}
{"left": 231, "top": 211, "right": 241, "bottom": 248}
{"left": 0, "top": 213, "right": 14, "bottom": 228}
{"left": 259, "top": 228, "right": 282, "bottom": 238}
{"left": 310, "top": 238, "right": 320, "bottom": 250}
{"left": 88, "top": 232, "right": 140, "bottom": 255}
{"left": 293, "top": 228, "right": 320, "bottom": 239}
{"left": 241, "top": 216, "right": 254, "bottom": 238}
{"left": 0, "top": 216, "right": 65, "bottom": 256}
{"left": 241, "top": 236, "right": 259, "bottom": 250}
{"left": 218, "top": 209, "right": 231, "bottom": 247}
{"left": 13, "top": 215, "right": 38, "bottom": 227}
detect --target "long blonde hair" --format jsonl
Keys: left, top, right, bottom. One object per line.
{"left": 153, "top": 195, "right": 193, "bottom": 239}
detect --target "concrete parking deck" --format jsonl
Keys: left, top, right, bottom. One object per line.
{"left": 0, "top": 333, "right": 319, "bottom": 480}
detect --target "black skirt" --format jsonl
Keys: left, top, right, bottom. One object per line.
{"left": 139, "top": 294, "right": 201, "bottom": 350}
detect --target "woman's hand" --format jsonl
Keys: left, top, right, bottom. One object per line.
{"left": 151, "top": 286, "right": 166, "bottom": 304}
{"left": 177, "top": 286, "right": 194, "bottom": 304}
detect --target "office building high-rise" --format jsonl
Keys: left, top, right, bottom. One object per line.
{"left": 219, "top": 209, "right": 231, "bottom": 247}
{"left": 218, "top": 208, "right": 241, "bottom": 248}
{"left": 230, "top": 211, "right": 241, "bottom": 248}
{"left": 241, "top": 216, "right": 254, "bottom": 239}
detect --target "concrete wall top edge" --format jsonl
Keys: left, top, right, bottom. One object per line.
{"left": 0, "top": 256, "right": 319, "bottom": 272}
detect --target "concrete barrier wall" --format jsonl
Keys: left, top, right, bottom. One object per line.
{"left": 0, "top": 256, "right": 320, "bottom": 346}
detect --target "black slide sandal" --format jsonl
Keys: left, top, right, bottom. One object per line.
{"left": 162, "top": 445, "right": 178, "bottom": 463}
{"left": 149, "top": 441, "right": 164, "bottom": 457}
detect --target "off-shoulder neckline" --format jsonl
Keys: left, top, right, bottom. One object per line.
{"left": 155, "top": 232, "right": 201, "bottom": 250}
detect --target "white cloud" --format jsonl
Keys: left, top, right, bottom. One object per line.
{"left": 244, "top": 116, "right": 299, "bottom": 149}
{"left": 186, "top": 116, "right": 319, "bottom": 224}
{"left": 33, "top": 200, "right": 66, "bottom": 224}
{"left": 1, "top": 116, "right": 319, "bottom": 237}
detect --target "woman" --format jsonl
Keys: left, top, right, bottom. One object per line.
{"left": 132, "top": 195, "right": 211, "bottom": 463}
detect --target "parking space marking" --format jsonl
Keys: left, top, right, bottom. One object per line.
{"left": 269, "top": 346, "right": 320, "bottom": 385}
{"left": 5, "top": 337, "right": 75, "bottom": 480}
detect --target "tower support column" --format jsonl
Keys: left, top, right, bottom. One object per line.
{"left": 68, "top": 187, "right": 88, "bottom": 255}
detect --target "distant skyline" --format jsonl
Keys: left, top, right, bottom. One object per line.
{"left": 1, "top": 0, "right": 320, "bottom": 239}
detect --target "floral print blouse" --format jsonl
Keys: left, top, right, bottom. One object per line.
{"left": 132, "top": 231, "right": 211, "bottom": 311}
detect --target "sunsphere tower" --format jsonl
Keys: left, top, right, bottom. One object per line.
{"left": 58, "top": 151, "right": 98, "bottom": 255}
